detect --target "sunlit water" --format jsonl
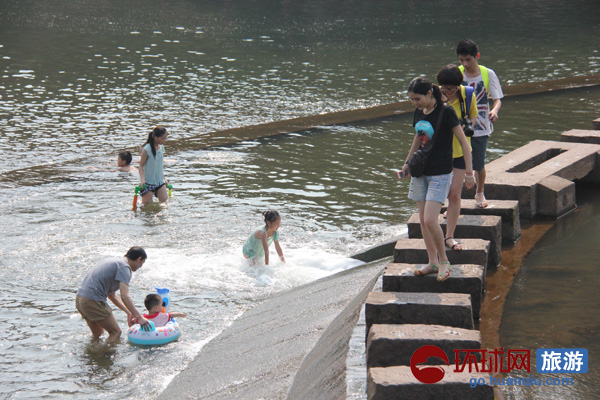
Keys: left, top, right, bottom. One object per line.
{"left": 0, "top": 0, "right": 599, "bottom": 399}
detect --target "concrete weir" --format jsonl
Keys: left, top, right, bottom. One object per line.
{"left": 163, "top": 261, "right": 385, "bottom": 400}
{"left": 162, "top": 116, "right": 600, "bottom": 399}
{"left": 463, "top": 139, "right": 600, "bottom": 219}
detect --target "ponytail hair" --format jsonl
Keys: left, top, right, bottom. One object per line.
{"left": 143, "top": 125, "right": 167, "bottom": 158}
{"left": 407, "top": 77, "right": 443, "bottom": 105}
{"left": 263, "top": 210, "right": 280, "bottom": 224}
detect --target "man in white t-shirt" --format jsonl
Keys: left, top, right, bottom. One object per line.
{"left": 457, "top": 39, "right": 504, "bottom": 208}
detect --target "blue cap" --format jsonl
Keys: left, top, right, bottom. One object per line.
{"left": 415, "top": 120, "right": 434, "bottom": 139}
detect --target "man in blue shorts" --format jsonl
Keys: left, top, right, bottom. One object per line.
{"left": 457, "top": 39, "right": 504, "bottom": 208}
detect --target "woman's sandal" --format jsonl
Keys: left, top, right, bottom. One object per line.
{"left": 445, "top": 237, "right": 463, "bottom": 251}
{"left": 414, "top": 263, "right": 438, "bottom": 276}
{"left": 437, "top": 261, "right": 451, "bottom": 282}
{"left": 475, "top": 192, "right": 489, "bottom": 208}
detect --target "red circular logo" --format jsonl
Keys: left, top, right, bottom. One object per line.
{"left": 410, "top": 345, "right": 450, "bottom": 384}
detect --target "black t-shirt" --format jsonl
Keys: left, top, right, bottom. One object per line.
{"left": 412, "top": 103, "right": 459, "bottom": 176}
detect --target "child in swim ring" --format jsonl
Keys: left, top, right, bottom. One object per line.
{"left": 243, "top": 210, "right": 285, "bottom": 266}
{"left": 143, "top": 293, "right": 187, "bottom": 327}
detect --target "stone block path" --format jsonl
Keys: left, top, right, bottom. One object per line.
{"left": 363, "top": 131, "right": 600, "bottom": 399}
{"left": 368, "top": 365, "right": 494, "bottom": 400}
{"left": 441, "top": 199, "right": 520, "bottom": 244}
{"left": 383, "top": 263, "right": 485, "bottom": 320}
{"left": 407, "top": 213, "right": 502, "bottom": 268}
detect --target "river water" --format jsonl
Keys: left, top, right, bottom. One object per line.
{"left": 500, "top": 185, "right": 600, "bottom": 400}
{"left": 0, "top": 1, "right": 599, "bottom": 399}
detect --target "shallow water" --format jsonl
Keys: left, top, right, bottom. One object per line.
{"left": 0, "top": 0, "right": 599, "bottom": 399}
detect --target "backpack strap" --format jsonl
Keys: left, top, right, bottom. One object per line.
{"left": 479, "top": 66, "right": 489, "bottom": 93}
{"left": 465, "top": 85, "right": 474, "bottom": 113}
{"left": 430, "top": 103, "right": 446, "bottom": 145}
{"left": 459, "top": 65, "right": 489, "bottom": 92}
{"left": 457, "top": 86, "right": 471, "bottom": 120}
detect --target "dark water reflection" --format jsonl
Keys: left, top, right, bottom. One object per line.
{"left": 2, "top": 0, "right": 599, "bottom": 173}
{"left": 500, "top": 186, "right": 600, "bottom": 399}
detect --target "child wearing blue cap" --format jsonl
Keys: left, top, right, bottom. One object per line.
{"left": 399, "top": 77, "right": 474, "bottom": 281}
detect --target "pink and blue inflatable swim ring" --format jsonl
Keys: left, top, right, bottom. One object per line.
{"left": 127, "top": 319, "right": 181, "bottom": 345}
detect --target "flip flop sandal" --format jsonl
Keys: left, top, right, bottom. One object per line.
{"left": 414, "top": 263, "right": 438, "bottom": 276}
{"left": 437, "top": 261, "right": 451, "bottom": 282}
{"left": 475, "top": 193, "right": 489, "bottom": 208}
{"left": 445, "top": 237, "right": 463, "bottom": 251}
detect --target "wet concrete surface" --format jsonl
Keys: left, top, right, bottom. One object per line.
{"left": 163, "top": 260, "right": 386, "bottom": 400}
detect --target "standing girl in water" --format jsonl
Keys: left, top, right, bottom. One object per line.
{"left": 243, "top": 210, "right": 285, "bottom": 266}
{"left": 399, "top": 77, "right": 474, "bottom": 281}
{"left": 139, "top": 126, "right": 169, "bottom": 204}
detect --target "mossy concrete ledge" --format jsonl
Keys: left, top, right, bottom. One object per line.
{"left": 162, "top": 261, "right": 385, "bottom": 400}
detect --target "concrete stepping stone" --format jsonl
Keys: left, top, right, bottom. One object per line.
{"left": 365, "top": 292, "right": 474, "bottom": 333}
{"left": 407, "top": 213, "right": 501, "bottom": 268}
{"left": 537, "top": 175, "right": 576, "bottom": 218}
{"left": 462, "top": 139, "right": 600, "bottom": 218}
{"left": 561, "top": 128, "right": 600, "bottom": 144}
{"left": 393, "top": 238, "right": 490, "bottom": 269}
{"left": 382, "top": 263, "right": 485, "bottom": 320}
{"left": 368, "top": 365, "right": 494, "bottom": 400}
{"left": 441, "top": 199, "right": 521, "bottom": 244}
{"left": 366, "top": 324, "right": 481, "bottom": 368}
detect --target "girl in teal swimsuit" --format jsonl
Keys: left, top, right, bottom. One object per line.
{"left": 139, "top": 126, "right": 169, "bottom": 204}
{"left": 243, "top": 211, "right": 286, "bottom": 266}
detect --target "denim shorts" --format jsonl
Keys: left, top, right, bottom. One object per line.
{"left": 408, "top": 173, "right": 453, "bottom": 204}
{"left": 471, "top": 135, "right": 489, "bottom": 171}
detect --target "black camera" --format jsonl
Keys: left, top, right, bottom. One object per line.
{"left": 462, "top": 117, "right": 474, "bottom": 137}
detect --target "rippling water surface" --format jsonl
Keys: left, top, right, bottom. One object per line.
{"left": 0, "top": 0, "right": 599, "bottom": 399}
{"left": 500, "top": 186, "right": 600, "bottom": 400}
